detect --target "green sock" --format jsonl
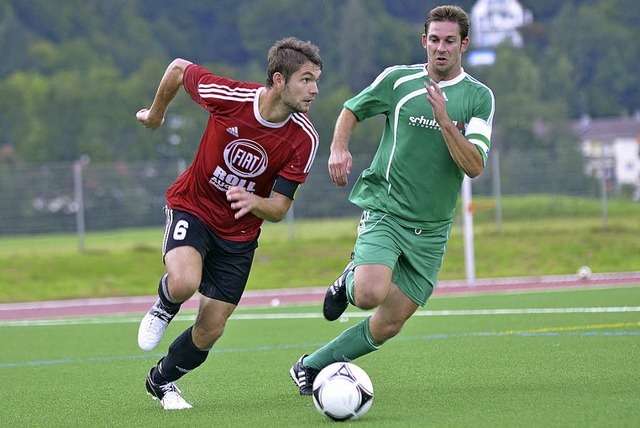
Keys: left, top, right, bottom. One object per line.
{"left": 345, "top": 270, "right": 355, "bottom": 305}
{"left": 304, "top": 317, "right": 380, "bottom": 370}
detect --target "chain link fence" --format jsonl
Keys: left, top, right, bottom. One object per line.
{"left": 0, "top": 148, "right": 623, "bottom": 236}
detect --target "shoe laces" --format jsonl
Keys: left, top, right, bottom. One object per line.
{"left": 158, "top": 383, "right": 192, "bottom": 410}
{"left": 150, "top": 303, "right": 174, "bottom": 323}
{"left": 143, "top": 310, "right": 172, "bottom": 337}
{"left": 159, "top": 382, "right": 181, "bottom": 395}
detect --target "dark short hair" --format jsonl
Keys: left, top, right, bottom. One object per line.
{"left": 265, "top": 37, "right": 323, "bottom": 88}
{"left": 424, "top": 5, "right": 470, "bottom": 40}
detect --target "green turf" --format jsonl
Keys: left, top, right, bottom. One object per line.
{"left": 1, "top": 286, "right": 639, "bottom": 427}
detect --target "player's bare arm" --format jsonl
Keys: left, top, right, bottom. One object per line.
{"left": 328, "top": 108, "right": 357, "bottom": 187}
{"left": 136, "top": 58, "right": 193, "bottom": 129}
{"left": 226, "top": 186, "right": 293, "bottom": 222}
{"left": 425, "top": 79, "right": 483, "bottom": 177}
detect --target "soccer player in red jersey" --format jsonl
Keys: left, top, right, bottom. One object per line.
{"left": 135, "top": 37, "right": 322, "bottom": 410}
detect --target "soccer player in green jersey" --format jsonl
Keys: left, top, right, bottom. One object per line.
{"left": 291, "top": 5, "right": 495, "bottom": 395}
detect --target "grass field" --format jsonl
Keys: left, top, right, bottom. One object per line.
{"left": 1, "top": 194, "right": 639, "bottom": 303}
{"left": 2, "top": 285, "right": 639, "bottom": 427}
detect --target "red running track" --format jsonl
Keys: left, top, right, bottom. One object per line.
{"left": 1, "top": 272, "right": 639, "bottom": 321}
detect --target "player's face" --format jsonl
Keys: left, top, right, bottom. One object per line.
{"left": 423, "top": 21, "right": 468, "bottom": 81}
{"left": 280, "top": 61, "right": 321, "bottom": 114}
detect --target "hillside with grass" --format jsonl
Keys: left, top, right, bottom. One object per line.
{"left": 1, "top": 195, "right": 638, "bottom": 303}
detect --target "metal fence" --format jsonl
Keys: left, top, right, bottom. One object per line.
{"left": 0, "top": 148, "right": 619, "bottom": 237}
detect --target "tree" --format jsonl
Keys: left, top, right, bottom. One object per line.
{"left": 549, "top": 2, "right": 639, "bottom": 117}
{"left": 336, "top": 0, "right": 378, "bottom": 91}
{"left": 0, "top": 0, "right": 638, "bottom": 164}
{"left": 0, "top": 72, "right": 51, "bottom": 161}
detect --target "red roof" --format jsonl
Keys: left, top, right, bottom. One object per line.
{"left": 573, "top": 114, "right": 640, "bottom": 140}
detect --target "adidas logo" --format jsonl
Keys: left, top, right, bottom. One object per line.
{"left": 226, "top": 126, "right": 239, "bottom": 137}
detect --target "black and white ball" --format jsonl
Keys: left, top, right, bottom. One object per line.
{"left": 312, "top": 362, "right": 374, "bottom": 421}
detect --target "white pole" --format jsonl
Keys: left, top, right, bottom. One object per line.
{"left": 73, "top": 160, "right": 86, "bottom": 253}
{"left": 600, "top": 145, "right": 609, "bottom": 231}
{"left": 492, "top": 149, "right": 503, "bottom": 233}
{"left": 461, "top": 175, "right": 476, "bottom": 285}
{"left": 286, "top": 203, "right": 295, "bottom": 240}
{"left": 177, "top": 157, "right": 187, "bottom": 176}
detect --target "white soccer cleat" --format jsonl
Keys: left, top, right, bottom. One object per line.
{"left": 160, "top": 390, "right": 193, "bottom": 410}
{"left": 146, "top": 369, "right": 192, "bottom": 410}
{"left": 138, "top": 299, "right": 175, "bottom": 351}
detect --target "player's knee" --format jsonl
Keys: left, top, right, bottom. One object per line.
{"left": 354, "top": 286, "right": 385, "bottom": 310}
{"left": 167, "top": 272, "right": 200, "bottom": 301}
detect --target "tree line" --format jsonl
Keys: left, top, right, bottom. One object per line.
{"left": 0, "top": 0, "right": 638, "bottom": 164}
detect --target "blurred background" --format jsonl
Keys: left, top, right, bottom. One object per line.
{"left": 0, "top": 0, "right": 638, "bottom": 234}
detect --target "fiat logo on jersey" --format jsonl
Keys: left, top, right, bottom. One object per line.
{"left": 223, "top": 139, "right": 268, "bottom": 178}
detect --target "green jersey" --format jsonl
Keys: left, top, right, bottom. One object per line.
{"left": 345, "top": 64, "right": 495, "bottom": 229}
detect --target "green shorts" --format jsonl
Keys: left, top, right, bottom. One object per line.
{"left": 353, "top": 210, "right": 453, "bottom": 306}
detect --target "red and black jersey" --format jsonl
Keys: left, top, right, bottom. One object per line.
{"left": 166, "top": 64, "right": 319, "bottom": 242}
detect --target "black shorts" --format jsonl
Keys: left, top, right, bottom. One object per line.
{"left": 162, "top": 207, "right": 259, "bottom": 305}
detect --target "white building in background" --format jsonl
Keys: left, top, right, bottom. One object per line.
{"left": 574, "top": 113, "right": 640, "bottom": 200}
{"left": 470, "top": 0, "right": 533, "bottom": 48}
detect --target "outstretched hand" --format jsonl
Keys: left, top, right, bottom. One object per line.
{"left": 136, "top": 108, "right": 165, "bottom": 130}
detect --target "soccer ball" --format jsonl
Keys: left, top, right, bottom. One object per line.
{"left": 312, "top": 362, "right": 374, "bottom": 421}
{"left": 577, "top": 265, "right": 592, "bottom": 280}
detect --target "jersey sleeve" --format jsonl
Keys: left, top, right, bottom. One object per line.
{"left": 182, "top": 64, "right": 260, "bottom": 114}
{"left": 465, "top": 85, "right": 495, "bottom": 165}
{"left": 344, "top": 67, "right": 395, "bottom": 121}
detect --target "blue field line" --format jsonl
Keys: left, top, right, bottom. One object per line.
{"left": 1, "top": 329, "right": 639, "bottom": 369}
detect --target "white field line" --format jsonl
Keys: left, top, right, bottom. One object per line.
{"left": 1, "top": 306, "right": 639, "bottom": 327}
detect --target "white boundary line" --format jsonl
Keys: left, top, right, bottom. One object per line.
{"left": 2, "top": 306, "right": 640, "bottom": 327}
